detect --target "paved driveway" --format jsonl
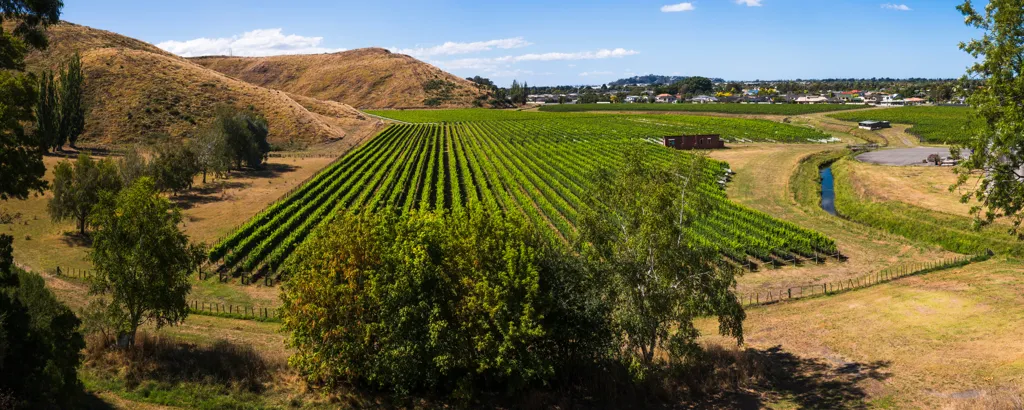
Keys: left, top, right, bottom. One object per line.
{"left": 856, "top": 147, "right": 971, "bottom": 166}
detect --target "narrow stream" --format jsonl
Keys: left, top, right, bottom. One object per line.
{"left": 820, "top": 166, "right": 837, "bottom": 215}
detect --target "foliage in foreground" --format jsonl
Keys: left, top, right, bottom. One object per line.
{"left": 280, "top": 153, "right": 746, "bottom": 398}
{"left": 88, "top": 178, "right": 203, "bottom": 347}
{"left": 0, "top": 236, "right": 85, "bottom": 409}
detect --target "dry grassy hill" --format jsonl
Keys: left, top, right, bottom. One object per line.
{"left": 191, "top": 48, "right": 489, "bottom": 109}
{"left": 16, "top": 22, "right": 378, "bottom": 148}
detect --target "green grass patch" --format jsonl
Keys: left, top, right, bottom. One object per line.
{"left": 831, "top": 158, "right": 1024, "bottom": 256}
{"left": 828, "top": 106, "right": 980, "bottom": 145}
{"left": 538, "top": 103, "right": 869, "bottom": 115}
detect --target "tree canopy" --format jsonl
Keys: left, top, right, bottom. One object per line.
{"left": 89, "top": 178, "right": 203, "bottom": 347}
{"left": 48, "top": 153, "right": 122, "bottom": 234}
{"left": 954, "top": 0, "right": 1024, "bottom": 234}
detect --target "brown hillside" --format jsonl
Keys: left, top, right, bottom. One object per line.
{"left": 79, "top": 47, "right": 374, "bottom": 147}
{"left": 191, "top": 48, "right": 489, "bottom": 109}
{"left": 9, "top": 21, "right": 177, "bottom": 70}
{"left": 15, "top": 22, "right": 377, "bottom": 148}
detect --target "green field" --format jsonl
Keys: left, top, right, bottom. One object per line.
{"left": 366, "top": 110, "right": 835, "bottom": 143}
{"left": 828, "top": 106, "right": 980, "bottom": 144}
{"left": 208, "top": 117, "right": 838, "bottom": 278}
{"left": 536, "top": 103, "right": 869, "bottom": 115}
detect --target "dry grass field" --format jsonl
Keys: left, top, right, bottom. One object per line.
{"left": 699, "top": 257, "right": 1024, "bottom": 409}
{"left": 843, "top": 159, "right": 975, "bottom": 218}
{"left": 192, "top": 48, "right": 488, "bottom": 109}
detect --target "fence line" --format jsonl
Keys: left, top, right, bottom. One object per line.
{"left": 741, "top": 254, "right": 988, "bottom": 308}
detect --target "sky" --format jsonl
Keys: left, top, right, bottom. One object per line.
{"left": 63, "top": 0, "right": 981, "bottom": 87}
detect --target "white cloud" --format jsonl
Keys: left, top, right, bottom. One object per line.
{"left": 437, "top": 47, "right": 639, "bottom": 73}
{"left": 579, "top": 71, "right": 613, "bottom": 77}
{"left": 660, "top": 2, "right": 695, "bottom": 12}
{"left": 156, "top": 28, "right": 343, "bottom": 57}
{"left": 392, "top": 37, "right": 531, "bottom": 58}
{"left": 736, "top": 0, "right": 762, "bottom": 6}
{"left": 881, "top": 3, "right": 911, "bottom": 11}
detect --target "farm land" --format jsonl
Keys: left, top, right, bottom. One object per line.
{"left": 7, "top": 104, "right": 1024, "bottom": 408}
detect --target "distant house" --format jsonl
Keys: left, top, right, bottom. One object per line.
{"left": 690, "top": 95, "right": 718, "bottom": 104}
{"left": 858, "top": 120, "right": 891, "bottom": 130}
{"left": 655, "top": 93, "right": 677, "bottom": 103}
{"left": 880, "top": 95, "right": 905, "bottom": 107}
{"left": 904, "top": 97, "right": 927, "bottom": 106}
{"left": 664, "top": 134, "right": 725, "bottom": 150}
{"left": 796, "top": 96, "right": 829, "bottom": 104}
{"left": 625, "top": 95, "right": 643, "bottom": 103}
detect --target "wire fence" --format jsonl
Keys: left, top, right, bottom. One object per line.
{"left": 741, "top": 254, "right": 988, "bottom": 308}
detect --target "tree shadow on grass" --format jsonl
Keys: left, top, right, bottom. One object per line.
{"left": 710, "top": 345, "right": 892, "bottom": 409}
{"left": 170, "top": 180, "right": 249, "bottom": 210}
{"left": 60, "top": 231, "right": 93, "bottom": 248}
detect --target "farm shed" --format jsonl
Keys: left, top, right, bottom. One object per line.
{"left": 664, "top": 134, "right": 725, "bottom": 150}
{"left": 858, "top": 120, "right": 891, "bottom": 130}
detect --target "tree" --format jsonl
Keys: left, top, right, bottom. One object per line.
{"left": 0, "top": 3, "right": 77, "bottom": 407}
{"left": 117, "top": 146, "right": 149, "bottom": 187}
{"left": 954, "top": 0, "right": 1024, "bottom": 233}
{"left": 578, "top": 149, "right": 744, "bottom": 370}
{"left": 0, "top": 236, "right": 85, "bottom": 408}
{"left": 89, "top": 178, "right": 202, "bottom": 347}
{"left": 150, "top": 143, "right": 200, "bottom": 194}
{"left": 34, "top": 68, "right": 60, "bottom": 150}
{"left": 48, "top": 153, "right": 122, "bottom": 235}
{"left": 58, "top": 53, "right": 85, "bottom": 148}
{"left": 209, "top": 106, "right": 270, "bottom": 170}
{"left": 281, "top": 207, "right": 612, "bottom": 394}
{"left": 191, "top": 125, "right": 231, "bottom": 183}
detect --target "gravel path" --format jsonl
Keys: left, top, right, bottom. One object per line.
{"left": 856, "top": 147, "right": 970, "bottom": 166}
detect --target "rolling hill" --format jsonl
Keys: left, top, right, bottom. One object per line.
{"left": 190, "top": 48, "right": 489, "bottom": 109}
{"left": 16, "top": 22, "right": 379, "bottom": 148}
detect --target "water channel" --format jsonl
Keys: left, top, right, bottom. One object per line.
{"left": 820, "top": 166, "right": 837, "bottom": 216}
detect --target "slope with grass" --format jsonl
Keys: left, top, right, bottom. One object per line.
{"left": 539, "top": 102, "right": 869, "bottom": 115}
{"left": 192, "top": 48, "right": 489, "bottom": 109}
{"left": 828, "top": 106, "right": 979, "bottom": 145}
{"left": 17, "top": 21, "right": 376, "bottom": 147}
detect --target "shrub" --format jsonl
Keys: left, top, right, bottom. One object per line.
{"left": 280, "top": 208, "right": 612, "bottom": 396}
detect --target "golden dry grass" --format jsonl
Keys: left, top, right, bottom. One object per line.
{"left": 699, "top": 258, "right": 1024, "bottom": 408}
{"left": 192, "top": 48, "right": 488, "bottom": 109}
{"left": 15, "top": 21, "right": 378, "bottom": 148}
{"left": 843, "top": 159, "right": 977, "bottom": 218}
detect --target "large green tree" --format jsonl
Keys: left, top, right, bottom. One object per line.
{"left": 281, "top": 208, "right": 612, "bottom": 394}
{"left": 150, "top": 143, "right": 200, "bottom": 194}
{"left": 47, "top": 153, "right": 122, "bottom": 234}
{"left": 578, "top": 150, "right": 744, "bottom": 370}
{"left": 34, "top": 68, "right": 60, "bottom": 150}
{"left": 207, "top": 106, "right": 270, "bottom": 170}
{"left": 89, "top": 178, "right": 202, "bottom": 347}
{"left": 955, "top": 0, "right": 1024, "bottom": 234}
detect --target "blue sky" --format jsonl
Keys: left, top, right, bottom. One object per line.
{"left": 64, "top": 0, "right": 980, "bottom": 86}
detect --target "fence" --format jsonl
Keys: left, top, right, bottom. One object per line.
{"left": 741, "top": 254, "right": 987, "bottom": 308}
{"left": 186, "top": 299, "right": 280, "bottom": 321}
{"left": 53, "top": 266, "right": 94, "bottom": 280}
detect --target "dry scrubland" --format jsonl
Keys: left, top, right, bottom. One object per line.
{"left": 12, "top": 21, "right": 381, "bottom": 148}
{"left": 192, "top": 48, "right": 488, "bottom": 109}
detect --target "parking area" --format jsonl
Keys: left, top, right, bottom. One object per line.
{"left": 856, "top": 147, "right": 970, "bottom": 166}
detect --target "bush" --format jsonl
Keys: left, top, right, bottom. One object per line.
{"left": 280, "top": 208, "right": 612, "bottom": 396}
{"left": 0, "top": 235, "right": 85, "bottom": 408}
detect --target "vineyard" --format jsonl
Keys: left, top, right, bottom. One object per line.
{"left": 537, "top": 103, "right": 868, "bottom": 115}
{"left": 366, "top": 110, "right": 836, "bottom": 143}
{"left": 209, "top": 117, "right": 839, "bottom": 281}
{"left": 828, "top": 106, "right": 980, "bottom": 144}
